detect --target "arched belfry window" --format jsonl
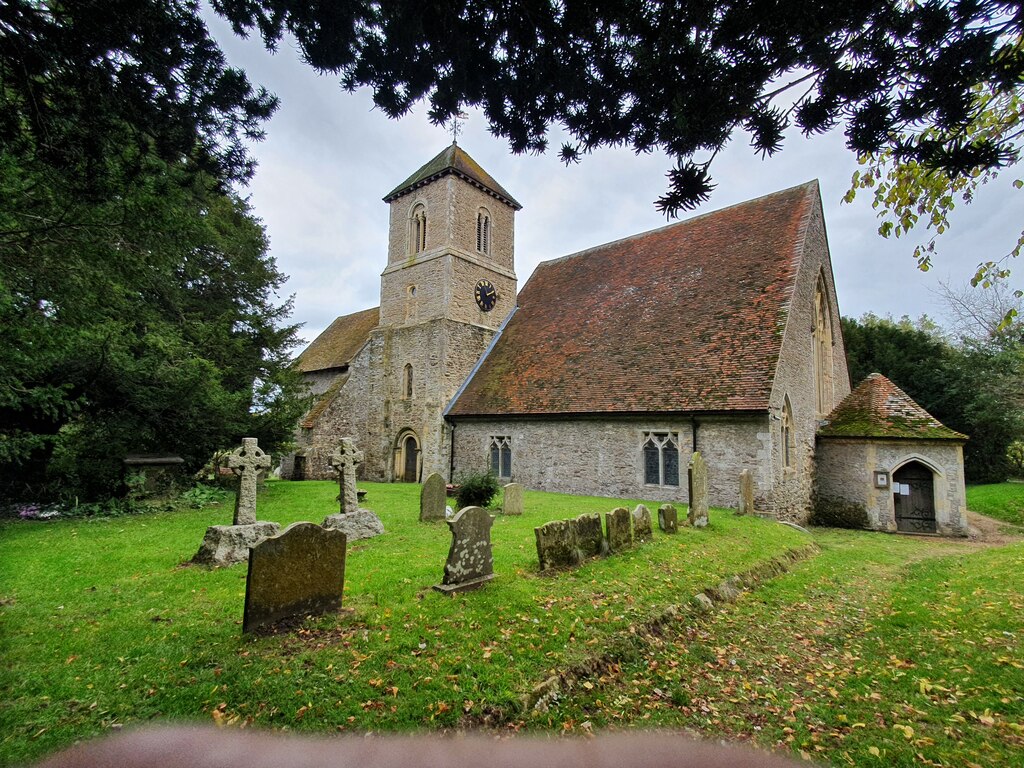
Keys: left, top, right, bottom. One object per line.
{"left": 782, "top": 396, "right": 795, "bottom": 469}
{"left": 476, "top": 209, "right": 491, "bottom": 254}
{"left": 410, "top": 204, "right": 427, "bottom": 254}
{"left": 402, "top": 364, "right": 414, "bottom": 399}
{"left": 812, "top": 277, "right": 834, "bottom": 416}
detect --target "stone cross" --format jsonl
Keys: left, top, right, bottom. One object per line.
{"left": 226, "top": 437, "right": 271, "bottom": 526}
{"left": 329, "top": 438, "right": 364, "bottom": 515}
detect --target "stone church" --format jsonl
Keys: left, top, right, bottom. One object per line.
{"left": 283, "top": 144, "right": 967, "bottom": 531}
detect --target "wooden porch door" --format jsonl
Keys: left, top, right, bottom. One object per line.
{"left": 893, "top": 462, "right": 936, "bottom": 533}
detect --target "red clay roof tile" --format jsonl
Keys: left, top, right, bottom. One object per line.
{"left": 295, "top": 307, "right": 379, "bottom": 374}
{"left": 448, "top": 182, "right": 819, "bottom": 416}
{"left": 818, "top": 373, "right": 966, "bottom": 440}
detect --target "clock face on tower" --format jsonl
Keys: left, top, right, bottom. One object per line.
{"left": 474, "top": 279, "right": 497, "bottom": 311}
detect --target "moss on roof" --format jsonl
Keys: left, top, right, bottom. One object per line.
{"left": 294, "top": 307, "right": 379, "bottom": 374}
{"left": 383, "top": 144, "right": 522, "bottom": 209}
{"left": 819, "top": 373, "right": 967, "bottom": 441}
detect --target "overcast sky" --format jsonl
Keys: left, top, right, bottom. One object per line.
{"left": 207, "top": 14, "right": 1022, "bottom": 349}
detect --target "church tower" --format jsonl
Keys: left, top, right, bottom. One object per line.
{"left": 362, "top": 144, "right": 520, "bottom": 482}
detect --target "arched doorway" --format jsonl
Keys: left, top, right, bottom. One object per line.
{"left": 394, "top": 431, "right": 421, "bottom": 483}
{"left": 893, "top": 461, "right": 936, "bottom": 533}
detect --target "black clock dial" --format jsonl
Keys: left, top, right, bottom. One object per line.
{"left": 474, "top": 279, "right": 497, "bottom": 311}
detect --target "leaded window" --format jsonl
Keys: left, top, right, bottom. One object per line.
{"left": 476, "top": 210, "right": 491, "bottom": 254}
{"left": 411, "top": 204, "right": 427, "bottom": 253}
{"left": 489, "top": 436, "right": 511, "bottom": 479}
{"left": 642, "top": 432, "right": 680, "bottom": 487}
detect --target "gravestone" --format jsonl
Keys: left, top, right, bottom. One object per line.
{"left": 658, "top": 504, "right": 678, "bottom": 533}
{"left": 688, "top": 451, "right": 709, "bottom": 528}
{"left": 192, "top": 438, "right": 280, "bottom": 568}
{"left": 322, "top": 438, "right": 384, "bottom": 541}
{"left": 605, "top": 507, "right": 633, "bottom": 552}
{"left": 328, "top": 438, "right": 363, "bottom": 515}
{"left": 502, "top": 482, "right": 524, "bottom": 516}
{"left": 737, "top": 469, "right": 755, "bottom": 516}
{"left": 227, "top": 437, "right": 272, "bottom": 525}
{"left": 242, "top": 523, "right": 347, "bottom": 633}
{"left": 420, "top": 472, "right": 447, "bottom": 522}
{"left": 535, "top": 519, "right": 579, "bottom": 571}
{"left": 632, "top": 504, "right": 653, "bottom": 542}
{"left": 573, "top": 513, "right": 605, "bottom": 557}
{"left": 434, "top": 507, "right": 496, "bottom": 594}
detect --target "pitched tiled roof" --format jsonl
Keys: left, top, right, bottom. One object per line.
{"left": 383, "top": 144, "right": 522, "bottom": 209}
{"left": 818, "top": 373, "right": 967, "bottom": 440}
{"left": 448, "top": 182, "right": 819, "bottom": 417}
{"left": 295, "top": 307, "right": 379, "bottom": 374}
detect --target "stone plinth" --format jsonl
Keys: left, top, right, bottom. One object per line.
{"left": 192, "top": 522, "right": 280, "bottom": 568}
{"left": 322, "top": 509, "right": 385, "bottom": 541}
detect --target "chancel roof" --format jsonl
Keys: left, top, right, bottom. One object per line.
{"left": 818, "top": 373, "right": 967, "bottom": 441}
{"left": 295, "top": 307, "right": 379, "bottom": 374}
{"left": 448, "top": 182, "right": 820, "bottom": 417}
{"left": 383, "top": 144, "right": 522, "bottom": 209}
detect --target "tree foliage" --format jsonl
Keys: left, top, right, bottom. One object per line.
{"left": 212, "top": 0, "right": 1024, "bottom": 215}
{"left": 846, "top": 77, "right": 1023, "bottom": 316}
{"left": 1, "top": 1, "right": 305, "bottom": 500}
{"left": 842, "top": 314, "right": 1023, "bottom": 483}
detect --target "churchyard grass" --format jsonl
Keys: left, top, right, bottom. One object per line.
{"left": 966, "top": 482, "right": 1024, "bottom": 526}
{"left": 0, "top": 481, "right": 806, "bottom": 764}
{"left": 548, "top": 530, "right": 1024, "bottom": 768}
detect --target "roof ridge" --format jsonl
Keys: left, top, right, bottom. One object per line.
{"left": 536, "top": 180, "right": 820, "bottom": 273}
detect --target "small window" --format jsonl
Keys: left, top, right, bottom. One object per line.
{"left": 411, "top": 204, "right": 427, "bottom": 254}
{"left": 782, "top": 397, "right": 795, "bottom": 469}
{"left": 402, "top": 364, "right": 413, "bottom": 399}
{"left": 476, "top": 210, "right": 491, "bottom": 254}
{"left": 489, "top": 436, "right": 511, "bottom": 479}
{"left": 642, "top": 432, "right": 680, "bottom": 487}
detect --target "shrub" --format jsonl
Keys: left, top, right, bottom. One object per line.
{"left": 455, "top": 472, "right": 500, "bottom": 509}
{"left": 810, "top": 495, "right": 870, "bottom": 529}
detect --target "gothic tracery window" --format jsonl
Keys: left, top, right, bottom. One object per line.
{"left": 642, "top": 431, "right": 680, "bottom": 487}
{"left": 812, "top": 277, "right": 834, "bottom": 416}
{"left": 782, "top": 397, "right": 795, "bottom": 469}
{"left": 490, "top": 436, "right": 511, "bottom": 479}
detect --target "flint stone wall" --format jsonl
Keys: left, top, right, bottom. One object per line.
{"left": 815, "top": 438, "right": 967, "bottom": 536}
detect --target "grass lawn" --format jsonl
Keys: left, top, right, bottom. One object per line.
{"left": 551, "top": 530, "right": 1024, "bottom": 767}
{"left": 967, "top": 482, "right": 1024, "bottom": 526}
{"left": 0, "top": 481, "right": 807, "bottom": 765}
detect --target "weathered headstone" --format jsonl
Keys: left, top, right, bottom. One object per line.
{"left": 572, "top": 513, "right": 605, "bottom": 557}
{"left": 688, "top": 451, "right": 709, "bottom": 528}
{"left": 737, "top": 469, "right": 755, "bottom": 516}
{"left": 328, "top": 438, "right": 363, "bottom": 515}
{"left": 420, "top": 472, "right": 447, "bottom": 522}
{"left": 192, "top": 438, "right": 280, "bottom": 567}
{"left": 242, "top": 522, "right": 347, "bottom": 633}
{"left": 321, "top": 509, "right": 385, "bottom": 541}
{"left": 502, "top": 482, "right": 524, "bottom": 516}
{"left": 632, "top": 504, "right": 653, "bottom": 542}
{"left": 535, "top": 519, "right": 580, "bottom": 571}
{"left": 434, "top": 507, "right": 496, "bottom": 594}
{"left": 658, "top": 504, "right": 678, "bottom": 533}
{"left": 605, "top": 507, "right": 633, "bottom": 552}
{"left": 227, "top": 437, "right": 272, "bottom": 525}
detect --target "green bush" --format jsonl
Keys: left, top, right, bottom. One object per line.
{"left": 810, "top": 495, "right": 870, "bottom": 529}
{"left": 455, "top": 472, "right": 500, "bottom": 509}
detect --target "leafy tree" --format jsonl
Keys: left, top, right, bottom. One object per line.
{"left": 842, "top": 314, "right": 1023, "bottom": 483}
{"left": 212, "top": 0, "right": 1024, "bottom": 215}
{"left": 1, "top": 1, "right": 306, "bottom": 500}
{"left": 845, "top": 79, "right": 1023, "bottom": 318}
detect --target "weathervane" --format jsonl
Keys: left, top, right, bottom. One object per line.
{"left": 450, "top": 110, "right": 469, "bottom": 144}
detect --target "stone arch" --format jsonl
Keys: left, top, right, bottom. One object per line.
{"left": 408, "top": 201, "right": 428, "bottom": 254}
{"left": 812, "top": 272, "right": 834, "bottom": 416}
{"left": 891, "top": 458, "right": 938, "bottom": 533}
{"left": 889, "top": 453, "right": 945, "bottom": 477}
{"left": 393, "top": 429, "right": 421, "bottom": 483}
